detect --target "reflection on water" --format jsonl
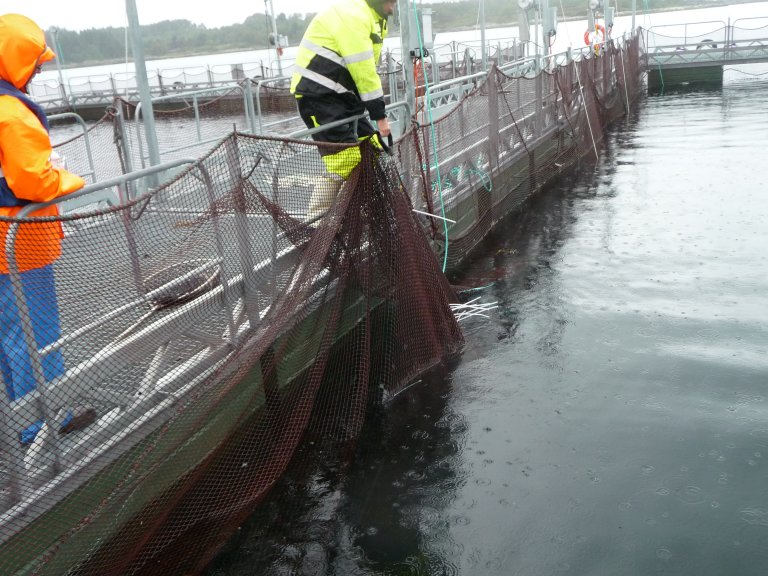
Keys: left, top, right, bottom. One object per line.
{"left": 207, "top": 78, "right": 768, "bottom": 575}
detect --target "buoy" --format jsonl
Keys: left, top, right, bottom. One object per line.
{"left": 584, "top": 24, "right": 606, "bottom": 46}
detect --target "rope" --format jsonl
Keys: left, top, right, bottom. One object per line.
{"left": 450, "top": 296, "right": 499, "bottom": 322}
{"left": 457, "top": 282, "right": 495, "bottom": 293}
{"left": 724, "top": 67, "right": 768, "bottom": 76}
{"left": 555, "top": 0, "right": 599, "bottom": 157}
{"left": 618, "top": 40, "right": 631, "bottom": 113}
{"left": 575, "top": 63, "right": 600, "bottom": 159}
{"left": 412, "top": 1, "right": 450, "bottom": 273}
{"left": 467, "top": 167, "right": 493, "bottom": 191}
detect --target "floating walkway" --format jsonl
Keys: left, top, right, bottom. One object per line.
{"left": 8, "top": 7, "right": 768, "bottom": 572}
{"left": 645, "top": 17, "right": 768, "bottom": 91}
{"left": 1, "top": 28, "right": 646, "bottom": 574}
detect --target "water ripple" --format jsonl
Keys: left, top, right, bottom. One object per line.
{"left": 740, "top": 508, "right": 768, "bottom": 526}
{"left": 676, "top": 486, "right": 706, "bottom": 505}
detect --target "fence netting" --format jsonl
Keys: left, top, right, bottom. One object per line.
{"left": 0, "top": 134, "right": 463, "bottom": 575}
{"left": 395, "top": 34, "right": 644, "bottom": 270}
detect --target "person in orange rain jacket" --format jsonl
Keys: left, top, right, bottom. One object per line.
{"left": 0, "top": 13, "right": 93, "bottom": 444}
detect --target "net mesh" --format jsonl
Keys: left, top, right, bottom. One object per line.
{"left": 396, "top": 35, "right": 645, "bottom": 270}
{"left": 0, "top": 135, "right": 463, "bottom": 575}
{"left": 1, "top": 35, "right": 644, "bottom": 575}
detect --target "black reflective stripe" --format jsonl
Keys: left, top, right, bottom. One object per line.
{"left": 294, "top": 67, "right": 350, "bottom": 95}
{"left": 296, "top": 54, "right": 358, "bottom": 97}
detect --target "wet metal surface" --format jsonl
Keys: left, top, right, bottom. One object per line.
{"left": 208, "top": 77, "right": 768, "bottom": 576}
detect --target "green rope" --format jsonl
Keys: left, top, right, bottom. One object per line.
{"left": 467, "top": 167, "right": 492, "bottom": 191}
{"left": 412, "top": 2, "right": 450, "bottom": 272}
{"left": 457, "top": 282, "right": 495, "bottom": 293}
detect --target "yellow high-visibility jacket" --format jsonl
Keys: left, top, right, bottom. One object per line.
{"left": 0, "top": 14, "right": 85, "bottom": 274}
{"left": 290, "top": 0, "right": 389, "bottom": 120}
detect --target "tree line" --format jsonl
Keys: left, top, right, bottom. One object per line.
{"left": 44, "top": 0, "right": 742, "bottom": 67}
{"left": 45, "top": 12, "right": 312, "bottom": 67}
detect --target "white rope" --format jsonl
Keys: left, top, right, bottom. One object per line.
{"left": 450, "top": 296, "right": 499, "bottom": 322}
{"left": 557, "top": 0, "right": 599, "bottom": 159}
{"left": 575, "top": 64, "right": 600, "bottom": 160}
{"left": 412, "top": 208, "right": 456, "bottom": 224}
{"left": 619, "top": 40, "right": 631, "bottom": 113}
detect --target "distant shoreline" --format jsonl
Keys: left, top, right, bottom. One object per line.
{"left": 53, "top": 0, "right": 749, "bottom": 69}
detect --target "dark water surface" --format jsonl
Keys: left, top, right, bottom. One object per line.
{"left": 208, "top": 77, "right": 768, "bottom": 575}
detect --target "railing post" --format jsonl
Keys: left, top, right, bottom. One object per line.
{"left": 479, "top": 0, "right": 487, "bottom": 71}
{"left": 194, "top": 162, "right": 239, "bottom": 341}
{"left": 113, "top": 102, "right": 135, "bottom": 176}
{"left": 193, "top": 95, "right": 202, "bottom": 142}
{"left": 58, "top": 81, "right": 68, "bottom": 109}
{"left": 126, "top": 0, "right": 161, "bottom": 175}
{"left": 4, "top": 228, "right": 63, "bottom": 480}
{"left": 398, "top": 0, "right": 416, "bottom": 122}
{"left": 224, "top": 136, "right": 261, "bottom": 331}
{"left": 1, "top": 385, "right": 33, "bottom": 505}
{"left": 452, "top": 41, "right": 458, "bottom": 79}
{"left": 244, "top": 79, "right": 258, "bottom": 134}
{"left": 488, "top": 64, "right": 499, "bottom": 173}
{"left": 534, "top": 55, "right": 543, "bottom": 138}
{"left": 255, "top": 80, "right": 265, "bottom": 134}
{"left": 386, "top": 50, "right": 398, "bottom": 103}
{"left": 48, "top": 112, "right": 98, "bottom": 182}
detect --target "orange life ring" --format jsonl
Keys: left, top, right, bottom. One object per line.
{"left": 584, "top": 24, "right": 606, "bottom": 46}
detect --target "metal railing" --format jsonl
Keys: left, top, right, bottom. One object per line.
{"left": 645, "top": 17, "right": 768, "bottom": 68}
{"left": 0, "top": 154, "right": 309, "bottom": 534}
{"left": 134, "top": 84, "right": 254, "bottom": 168}
{"left": 31, "top": 58, "right": 297, "bottom": 113}
{"left": 48, "top": 40, "right": 610, "bottom": 187}
{"left": 48, "top": 113, "right": 98, "bottom": 183}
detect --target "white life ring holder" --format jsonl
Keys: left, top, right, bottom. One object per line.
{"left": 584, "top": 24, "right": 606, "bottom": 46}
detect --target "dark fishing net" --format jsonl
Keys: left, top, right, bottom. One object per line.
{"left": 395, "top": 34, "right": 645, "bottom": 271}
{"left": 0, "top": 134, "right": 463, "bottom": 575}
{"left": 0, "top": 34, "right": 645, "bottom": 575}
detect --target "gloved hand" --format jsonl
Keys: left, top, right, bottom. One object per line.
{"left": 50, "top": 151, "right": 67, "bottom": 169}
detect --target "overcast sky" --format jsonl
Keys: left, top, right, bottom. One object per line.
{"left": 1, "top": 0, "right": 325, "bottom": 32}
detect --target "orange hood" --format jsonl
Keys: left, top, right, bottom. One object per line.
{"left": 0, "top": 13, "right": 55, "bottom": 91}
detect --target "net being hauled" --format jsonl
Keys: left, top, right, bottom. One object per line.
{"left": 0, "top": 135, "right": 464, "bottom": 575}
{"left": 2, "top": 33, "right": 646, "bottom": 573}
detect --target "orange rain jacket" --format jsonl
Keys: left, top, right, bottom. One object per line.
{"left": 0, "top": 13, "right": 84, "bottom": 274}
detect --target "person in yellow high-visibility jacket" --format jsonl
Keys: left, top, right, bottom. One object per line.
{"left": 290, "top": 0, "right": 395, "bottom": 220}
{"left": 0, "top": 13, "right": 92, "bottom": 444}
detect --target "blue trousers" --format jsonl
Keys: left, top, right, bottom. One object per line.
{"left": 0, "top": 264, "right": 66, "bottom": 443}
